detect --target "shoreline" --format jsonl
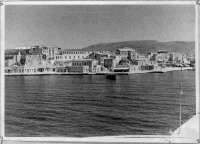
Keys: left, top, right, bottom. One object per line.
{"left": 5, "top": 67, "right": 194, "bottom": 76}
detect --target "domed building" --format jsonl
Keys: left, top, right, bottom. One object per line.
{"left": 118, "top": 58, "right": 130, "bottom": 66}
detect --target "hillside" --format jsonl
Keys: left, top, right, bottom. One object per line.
{"left": 5, "top": 40, "right": 195, "bottom": 56}
{"left": 82, "top": 40, "right": 195, "bottom": 55}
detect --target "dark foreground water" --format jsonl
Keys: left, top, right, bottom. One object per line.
{"left": 5, "top": 71, "right": 195, "bottom": 137}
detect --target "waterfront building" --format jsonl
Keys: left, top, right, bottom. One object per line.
{"left": 169, "top": 52, "right": 183, "bottom": 64}
{"left": 66, "top": 65, "right": 89, "bottom": 73}
{"left": 133, "top": 59, "right": 157, "bottom": 66}
{"left": 115, "top": 47, "right": 137, "bottom": 61}
{"left": 29, "top": 46, "right": 43, "bottom": 55}
{"left": 55, "top": 54, "right": 63, "bottom": 61}
{"left": 187, "top": 55, "right": 195, "bottom": 67}
{"left": 28, "top": 45, "right": 62, "bottom": 60}
{"left": 89, "top": 52, "right": 110, "bottom": 67}
{"left": 71, "top": 59, "right": 99, "bottom": 72}
{"left": 5, "top": 56, "right": 17, "bottom": 67}
{"left": 112, "top": 66, "right": 129, "bottom": 72}
{"left": 5, "top": 51, "right": 22, "bottom": 67}
{"left": 41, "top": 46, "right": 62, "bottom": 60}
{"left": 5, "top": 58, "right": 15, "bottom": 68}
{"left": 56, "top": 66, "right": 68, "bottom": 73}
{"left": 156, "top": 53, "right": 170, "bottom": 63}
{"left": 104, "top": 58, "right": 114, "bottom": 69}
{"left": 24, "top": 55, "right": 58, "bottom": 72}
{"left": 112, "top": 58, "right": 130, "bottom": 72}
{"left": 133, "top": 57, "right": 158, "bottom": 71}
{"left": 5, "top": 65, "right": 40, "bottom": 74}
{"left": 129, "top": 65, "right": 141, "bottom": 72}
{"left": 5, "top": 65, "right": 24, "bottom": 74}
{"left": 62, "top": 49, "right": 90, "bottom": 61}
{"left": 93, "top": 65, "right": 102, "bottom": 73}
{"left": 147, "top": 52, "right": 159, "bottom": 61}
{"left": 103, "top": 54, "right": 122, "bottom": 70}
{"left": 182, "top": 54, "right": 190, "bottom": 65}
{"left": 62, "top": 61, "right": 72, "bottom": 67}
{"left": 5, "top": 66, "right": 60, "bottom": 74}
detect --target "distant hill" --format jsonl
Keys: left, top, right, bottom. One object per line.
{"left": 5, "top": 40, "right": 195, "bottom": 56}
{"left": 82, "top": 40, "right": 195, "bottom": 55}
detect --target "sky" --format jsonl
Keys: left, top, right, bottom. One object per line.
{"left": 5, "top": 5, "right": 195, "bottom": 50}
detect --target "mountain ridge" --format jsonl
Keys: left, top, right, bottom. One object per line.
{"left": 5, "top": 40, "right": 195, "bottom": 56}
{"left": 82, "top": 40, "right": 195, "bottom": 55}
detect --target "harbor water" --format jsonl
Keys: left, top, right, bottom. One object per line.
{"left": 5, "top": 70, "right": 195, "bottom": 137}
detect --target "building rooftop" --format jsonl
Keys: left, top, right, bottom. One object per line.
{"left": 14, "top": 47, "right": 31, "bottom": 49}
{"left": 62, "top": 49, "right": 91, "bottom": 52}
{"left": 117, "top": 48, "right": 135, "bottom": 52}
{"left": 72, "top": 59, "right": 95, "bottom": 62}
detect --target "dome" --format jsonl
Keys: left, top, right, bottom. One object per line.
{"left": 119, "top": 58, "right": 130, "bottom": 65}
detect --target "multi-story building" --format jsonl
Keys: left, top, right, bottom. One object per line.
{"left": 89, "top": 52, "right": 110, "bottom": 66}
{"left": 115, "top": 47, "right": 137, "bottom": 61}
{"left": 41, "top": 46, "right": 62, "bottom": 60}
{"left": 61, "top": 49, "right": 90, "bottom": 61}
{"left": 55, "top": 54, "right": 63, "bottom": 61}
{"left": 169, "top": 52, "right": 183, "bottom": 64}
{"left": 71, "top": 59, "right": 99, "bottom": 72}
{"left": 29, "top": 46, "right": 43, "bottom": 55}
{"left": 156, "top": 50, "right": 170, "bottom": 63}
{"left": 132, "top": 53, "right": 158, "bottom": 71}
{"left": 104, "top": 58, "right": 114, "bottom": 69}
{"left": 28, "top": 45, "right": 62, "bottom": 60}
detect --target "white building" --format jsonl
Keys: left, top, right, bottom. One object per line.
{"left": 41, "top": 46, "right": 62, "bottom": 60}
{"left": 61, "top": 49, "right": 90, "bottom": 61}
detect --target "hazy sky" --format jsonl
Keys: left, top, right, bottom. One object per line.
{"left": 5, "top": 5, "right": 195, "bottom": 49}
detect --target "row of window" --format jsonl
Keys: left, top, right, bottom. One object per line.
{"left": 138, "top": 61, "right": 156, "bottom": 65}
{"left": 56, "top": 56, "right": 62, "bottom": 59}
{"left": 73, "top": 62, "right": 90, "bottom": 66}
{"left": 56, "top": 56, "right": 87, "bottom": 59}
{"left": 10, "top": 68, "right": 37, "bottom": 73}
{"left": 42, "top": 50, "right": 56, "bottom": 54}
{"left": 8, "top": 68, "right": 57, "bottom": 73}
{"left": 63, "top": 51, "right": 87, "bottom": 54}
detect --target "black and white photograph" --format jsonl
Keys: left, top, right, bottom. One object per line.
{"left": 2, "top": 2, "right": 198, "bottom": 143}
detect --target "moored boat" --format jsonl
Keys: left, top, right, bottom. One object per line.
{"left": 106, "top": 73, "right": 116, "bottom": 80}
{"left": 149, "top": 70, "right": 166, "bottom": 73}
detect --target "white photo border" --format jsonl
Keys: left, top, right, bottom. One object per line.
{"left": 1, "top": 1, "right": 199, "bottom": 143}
